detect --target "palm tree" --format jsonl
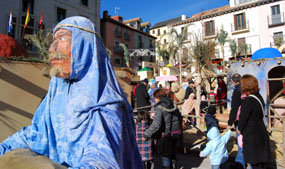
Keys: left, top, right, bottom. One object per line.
{"left": 229, "top": 39, "right": 237, "bottom": 61}
{"left": 239, "top": 43, "right": 249, "bottom": 60}
{"left": 188, "top": 35, "right": 217, "bottom": 129}
{"left": 119, "top": 43, "right": 130, "bottom": 67}
{"left": 168, "top": 24, "right": 192, "bottom": 85}
{"left": 217, "top": 27, "right": 228, "bottom": 72}
{"left": 155, "top": 41, "right": 169, "bottom": 65}
{"left": 24, "top": 30, "right": 52, "bottom": 62}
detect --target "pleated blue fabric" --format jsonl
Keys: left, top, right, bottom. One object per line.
{"left": 0, "top": 16, "right": 143, "bottom": 169}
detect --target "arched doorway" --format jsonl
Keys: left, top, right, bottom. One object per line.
{"left": 268, "top": 65, "right": 285, "bottom": 129}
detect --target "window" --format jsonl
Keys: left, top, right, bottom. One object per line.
{"left": 138, "top": 36, "right": 143, "bottom": 48}
{"left": 273, "top": 32, "right": 283, "bottom": 46}
{"left": 21, "top": 16, "right": 34, "bottom": 50}
{"left": 238, "top": 37, "right": 246, "bottom": 54}
{"left": 157, "top": 29, "right": 160, "bottom": 36}
{"left": 181, "top": 27, "right": 184, "bottom": 33}
{"left": 164, "top": 30, "right": 166, "bottom": 35}
{"left": 57, "top": 7, "right": 66, "bottom": 23}
{"left": 152, "top": 30, "right": 155, "bottom": 34}
{"left": 205, "top": 20, "right": 215, "bottom": 36}
{"left": 235, "top": 0, "right": 254, "bottom": 5}
{"left": 114, "top": 41, "right": 120, "bottom": 52}
{"left": 149, "top": 40, "right": 153, "bottom": 48}
{"left": 164, "top": 39, "right": 167, "bottom": 43}
{"left": 124, "top": 30, "right": 130, "bottom": 40}
{"left": 81, "top": 0, "right": 88, "bottom": 6}
{"left": 115, "top": 27, "right": 121, "bottom": 38}
{"left": 22, "top": 0, "right": 34, "bottom": 14}
{"left": 271, "top": 5, "right": 281, "bottom": 25}
{"left": 234, "top": 13, "right": 246, "bottom": 31}
{"left": 114, "top": 58, "right": 121, "bottom": 66}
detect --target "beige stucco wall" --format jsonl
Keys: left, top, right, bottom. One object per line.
{"left": 0, "top": 61, "right": 50, "bottom": 141}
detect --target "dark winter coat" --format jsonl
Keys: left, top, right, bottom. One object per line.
{"left": 205, "top": 114, "right": 219, "bottom": 132}
{"left": 228, "top": 83, "right": 242, "bottom": 126}
{"left": 135, "top": 83, "right": 151, "bottom": 111}
{"left": 184, "top": 86, "right": 196, "bottom": 100}
{"left": 239, "top": 92, "right": 271, "bottom": 164}
{"left": 143, "top": 97, "right": 182, "bottom": 139}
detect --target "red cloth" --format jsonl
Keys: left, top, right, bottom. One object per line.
{"left": 217, "top": 80, "right": 227, "bottom": 102}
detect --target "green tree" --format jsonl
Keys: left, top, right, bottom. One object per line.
{"left": 155, "top": 41, "right": 169, "bottom": 65}
{"left": 119, "top": 43, "right": 130, "bottom": 67}
{"left": 239, "top": 43, "right": 249, "bottom": 59}
{"left": 168, "top": 24, "right": 192, "bottom": 85}
{"left": 189, "top": 35, "right": 217, "bottom": 129}
{"left": 229, "top": 39, "right": 237, "bottom": 61}
{"left": 217, "top": 27, "right": 228, "bottom": 72}
{"left": 24, "top": 30, "right": 52, "bottom": 62}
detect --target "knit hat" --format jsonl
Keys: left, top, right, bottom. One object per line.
{"left": 143, "top": 78, "right": 148, "bottom": 84}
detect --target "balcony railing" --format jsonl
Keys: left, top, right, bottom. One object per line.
{"left": 268, "top": 13, "right": 285, "bottom": 27}
{"left": 231, "top": 20, "right": 249, "bottom": 33}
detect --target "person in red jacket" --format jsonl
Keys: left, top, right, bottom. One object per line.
{"left": 217, "top": 76, "right": 227, "bottom": 114}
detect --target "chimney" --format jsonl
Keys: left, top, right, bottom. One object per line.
{"left": 103, "top": 11, "right": 109, "bottom": 19}
{"left": 181, "top": 14, "right": 186, "bottom": 21}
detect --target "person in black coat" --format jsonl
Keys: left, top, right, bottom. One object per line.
{"left": 135, "top": 78, "right": 151, "bottom": 111}
{"left": 205, "top": 105, "right": 218, "bottom": 133}
{"left": 238, "top": 74, "right": 271, "bottom": 169}
{"left": 228, "top": 73, "right": 242, "bottom": 127}
{"left": 227, "top": 73, "right": 247, "bottom": 168}
{"left": 184, "top": 79, "right": 196, "bottom": 100}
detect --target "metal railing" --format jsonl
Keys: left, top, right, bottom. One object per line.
{"left": 268, "top": 13, "right": 285, "bottom": 27}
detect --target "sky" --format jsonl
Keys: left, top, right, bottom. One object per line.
{"left": 101, "top": 0, "right": 229, "bottom": 27}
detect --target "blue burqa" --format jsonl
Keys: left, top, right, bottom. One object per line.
{"left": 0, "top": 16, "right": 143, "bottom": 169}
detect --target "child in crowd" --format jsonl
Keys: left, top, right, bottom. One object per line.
{"left": 208, "top": 87, "right": 218, "bottom": 105}
{"left": 200, "top": 127, "right": 232, "bottom": 169}
{"left": 205, "top": 105, "right": 219, "bottom": 133}
{"left": 136, "top": 111, "right": 153, "bottom": 169}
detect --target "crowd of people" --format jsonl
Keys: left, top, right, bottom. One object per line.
{"left": 133, "top": 74, "right": 271, "bottom": 169}
{"left": 0, "top": 16, "right": 273, "bottom": 169}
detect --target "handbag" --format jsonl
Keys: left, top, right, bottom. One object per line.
{"left": 156, "top": 113, "right": 174, "bottom": 157}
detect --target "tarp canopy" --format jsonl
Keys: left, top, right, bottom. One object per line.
{"left": 252, "top": 47, "right": 282, "bottom": 60}
{"left": 155, "top": 75, "right": 178, "bottom": 82}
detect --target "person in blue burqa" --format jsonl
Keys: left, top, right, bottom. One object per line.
{"left": 0, "top": 16, "right": 143, "bottom": 169}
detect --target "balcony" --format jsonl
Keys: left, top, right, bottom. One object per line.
{"left": 231, "top": 20, "right": 250, "bottom": 35}
{"left": 268, "top": 13, "right": 285, "bottom": 28}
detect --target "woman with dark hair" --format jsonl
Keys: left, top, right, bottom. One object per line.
{"left": 238, "top": 74, "right": 271, "bottom": 169}
{"left": 143, "top": 89, "right": 182, "bottom": 169}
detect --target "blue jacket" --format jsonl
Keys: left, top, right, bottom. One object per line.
{"left": 200, "top": 127, "right": 232, "bottom": 165}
